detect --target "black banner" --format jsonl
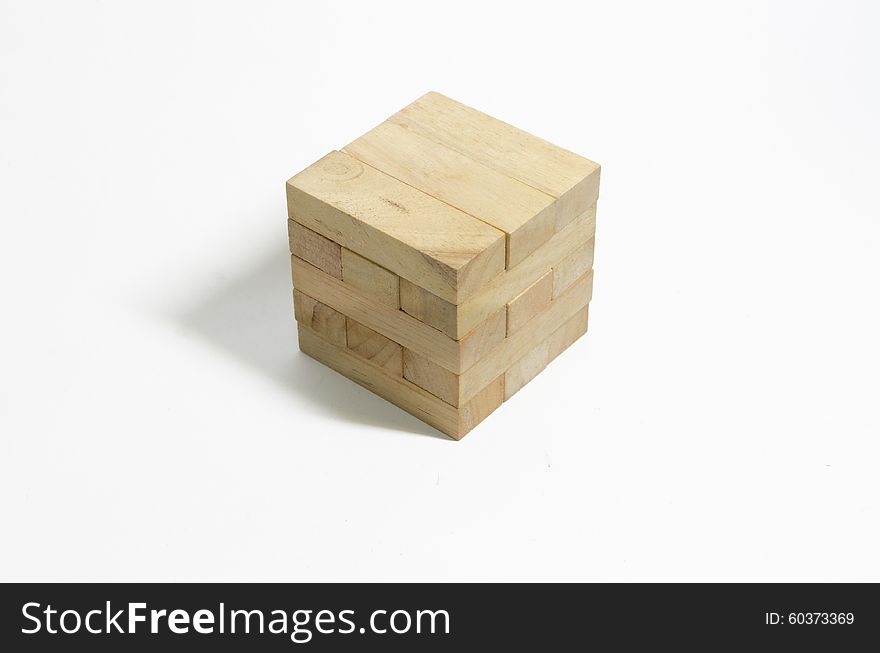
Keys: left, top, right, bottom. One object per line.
{"left": 1, "top": 583, "right": 876, "bottom": 650}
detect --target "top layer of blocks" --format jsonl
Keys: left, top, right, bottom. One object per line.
{"left": 287, "top": 92, "right": 599, "bottom": 302}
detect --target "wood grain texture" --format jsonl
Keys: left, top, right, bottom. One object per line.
{"left": 346, "top": 320, "right": 402, "bottom": 376}
{"left": 390, "top": 205, "right": 595, "bottom": 340}
{"left": 458, "top": 269, "right": 594, "bottom": 403}
{"left": 553, "top": 237, "right": 595, "bottom": 299}
{"left": 504, "top": 339, "right": 550, "bottom": 400}
{"left": 293, "top": 289, "right": 346, "bottom": 347}
{"left": 402, "top": 305, "right": 507, "bottom": 408}
{"left": 457, "top": 205, "right": 596, "bottom": 337}
{"left": 399, "top": 278, "right": 457, "bottom": 338}
{"left": 298, "top": 326, "right": 502, "bottom": 439}
{"left": 459, "top": 374, "right": 504, "bottom": 436}
{"left": 391, "top": 92, "right": 600, "bottom": 231}
{"left": 403, "top": 348, "right": 460, "bottom": 406}
{"left": 343, "top": 120, "right": 556, "bottom": 268}
{"left": 547, "top": 305, "right": 589, "bottom": 363}
{"left": 504, "top": 304, "right": 589, "bottom": 400}
{"left": 287, "top": 150, "right": 505, "bottom": 304}
{"left": 288, "top": 220, "right": 342, "bottom": 279}
{"left": 291, "top": 255, "right": 505, "bottom": 374}
{"left": 292, "top": 255, "right": 458, "bottom": 369}
{"left": 342, "top": 248, "right": 399, "bottom": 309}
{"left": 406, "top": 301, "right": 590, "bottom": 407}
{"left": 506, "top": 269, "right": 552, "bottom": 335}
{"left": 458, "top": 307, "right": 507, "bottom": 371}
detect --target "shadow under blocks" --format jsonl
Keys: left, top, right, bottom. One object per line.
{"left": 173, "top": 242, "right": 443, "bottom": 438}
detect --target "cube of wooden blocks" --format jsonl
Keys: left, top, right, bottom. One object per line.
{"left": 286, "top": 92, "right": 600, "bottom": 439}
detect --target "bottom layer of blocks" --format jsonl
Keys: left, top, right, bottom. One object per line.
{"left": 294, "top": 282, "right": 590, "bottom": 439}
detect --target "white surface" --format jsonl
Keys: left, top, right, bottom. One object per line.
{"left": 1, "top": 0, "right": 878, "bottom": 582}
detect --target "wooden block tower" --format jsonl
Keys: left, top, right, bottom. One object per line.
{"left": 286, "top": 92, "right": 600, "bottom": 439}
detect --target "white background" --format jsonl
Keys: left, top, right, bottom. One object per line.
{"left": 1, "top": 0, "right": 878, "bottom": 582}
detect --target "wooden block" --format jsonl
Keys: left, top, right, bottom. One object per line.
{"left": 553, "top": 237, "right": 595, "bottom": 299}
{"left": 346, "top": 319, "right": 402, "bottom": 376}
{"left": 458, "top": 269, "right": 593, "bottom": 404}
{"left": 288, "top": 220, "right": 342, "bottom": 279}
{"left": 547, "top": 304, "right": 589, "bottom": 362}
{"left": 291, "top": 255, "right": 505, "bottom": 374}
{"left": 504, "top": 340, "right": 550, "bottom": 400}
{"left": 342, "top": 248, "right": 399, "bottom": 309}
{"left": 344, "top": 120, "right": 556, "bottom": 268}
{"left": 298, "top": 326, "right": 502, "bottom": 439}
{"left": 506, "top": 270, "right": 553, "bottom": 335}
{"left": 391, "top": 92, "right": 600, "bottom": 231}
{"left": 287, "top": 150, "right": 505, "bottom": 304}
{"left": 403, "top": 349, "right": 460, "bottom": 406}
{"left": 459, "top": 374, "right": 504, "bottom": 435}
{"left": 399, "top": 278, "right": 457, "bottom": 338}
{"left": 293, "top": 289, "right": 346, "bottom": 347}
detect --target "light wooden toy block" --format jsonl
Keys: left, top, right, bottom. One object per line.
{"left": 286, "top": 92, "right": 600, "bottom": 439}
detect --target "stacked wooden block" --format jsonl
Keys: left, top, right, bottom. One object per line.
{"left": 286, "top": 92, "right": 600, "bottom": 439}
